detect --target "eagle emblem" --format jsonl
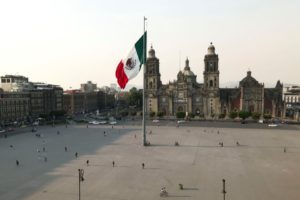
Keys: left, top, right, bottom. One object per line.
{"left": 125, "top": 58, "right": 136, "bottom": 70}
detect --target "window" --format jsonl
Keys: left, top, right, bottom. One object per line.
{"left": 209, "top": 80, "right": 213, "bottom": 87}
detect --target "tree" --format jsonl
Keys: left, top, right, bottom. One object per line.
{"left": 238, "top": 111, "right": 250, "bottom": 120}
{"left": 188, "top": 113, "right": 195, "bottom": 118}
{"left": 252, "top": 112, "right": 261, "bottom": 120}
{"left": 128, "top": 87, "right": 142, "bottom": 108}
{"left": 229, "top": 111, "right": 238, "bottom": 119}
{"left": 149, "top": 111, "right": 156, "bottom": 118}
{"left": 176, "top": 112, "right": 185, "bottom": 119}
{"left": 219, "top": 113, "right": 226, "bottom": 119}
{"left": 157, "top": 111, "right": 164, "bottom": 117}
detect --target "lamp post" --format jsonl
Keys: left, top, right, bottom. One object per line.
{"left": 222, "top": 179, "right": 226, "bottom": 200}
{"left": 78, "top": 169, "right": 84, "bottom": 200}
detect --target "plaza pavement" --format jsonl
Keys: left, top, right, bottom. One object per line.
{"left": 0, "top": 122, "right": 300, "bottom": 200}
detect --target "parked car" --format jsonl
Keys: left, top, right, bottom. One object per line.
{"left": 177, "top": 120, "right": 186, "bottom": 124}
{"left": 99, "top": 121, "right": 108, "bottom": 125}
{"left": 268, "top": 123, "right": 278, "bottom": 127}
{"left": 0, "top": 129, "right": 6, "bottom": 133}
{"left": 89, "top": 120, "right": 100, "bottom": 125}
{"left": 109, "top": 121, "right": 117, "bottom": 125}
{"left": 152, "top": 119, "right": 160, "bottom": 123}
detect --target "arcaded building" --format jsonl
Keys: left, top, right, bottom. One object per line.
{"left": 145, "top": 43, "right": 283, "bottom": 118}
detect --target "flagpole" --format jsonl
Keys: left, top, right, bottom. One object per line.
{"left": 143, "top": 16, "right": 147, "bottom": 146}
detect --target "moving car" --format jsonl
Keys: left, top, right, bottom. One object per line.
{"left": 0, "top": 129, "right": 6, "bottom": 133}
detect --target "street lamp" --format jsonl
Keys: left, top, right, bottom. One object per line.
{"left": 78, "top": 169, "right": 84, "bottom": 200}
{"left": 222, "top": 179, "right": 227, "bottom": 200}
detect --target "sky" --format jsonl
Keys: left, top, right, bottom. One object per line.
{"left": 0, "top": 0, "right": 299, "bottom": 90}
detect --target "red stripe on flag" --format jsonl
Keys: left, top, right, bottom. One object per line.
{"left": 115, "top": 60, "right": 128, "bottom": 89}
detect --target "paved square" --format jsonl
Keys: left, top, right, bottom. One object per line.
{"left": 1, "top": 123, "right": 300, "bottom": 200}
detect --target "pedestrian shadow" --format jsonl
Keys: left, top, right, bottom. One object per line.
{"left": 168, "top": 194, "right": 192, "bottom": 198}
{"left": 182, "top": 187, "right": 199, "bottom": 190}
{"left": 144, "top": 167, "right": 160, "bottom": 170}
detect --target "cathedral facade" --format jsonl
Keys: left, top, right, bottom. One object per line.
{"left": 145, "top": 43, "right": 283, "bottom": 119}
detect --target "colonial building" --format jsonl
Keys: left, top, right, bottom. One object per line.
{"left": 0, "top": 75, "right": 64, "bottom": 124}
{"left": 0, "top": 91, "right": 30, "bottom": 125}
{"left": 63, "top": 90, "right": 98, "bottom": 115}
{"left": 145, "top": 43, "right": 283, "bottom": 118}
{"left": 283, "top": 86, "right": 300, "bottom": 120}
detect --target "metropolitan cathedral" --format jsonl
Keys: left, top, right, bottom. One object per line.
{"left": 145, "top": 43, "right": 283, "bottom": 118}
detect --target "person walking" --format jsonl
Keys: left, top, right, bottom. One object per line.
{"left": 16, "top": 160, "right": 19, "bottom": 166}
{"left": 65, "top": 146, "right": 68, "bottom": 152}
{"left": 142, "top": 163, "right": 145, "bottom": 169}
{"left": 86, "top": 160, "right": 89, "bottom": 166}
{"left": 75, "top": 152, "right": 78, "bottom": 158}
{"left": 112, "top": 161, "right": 115, "bottom": 167}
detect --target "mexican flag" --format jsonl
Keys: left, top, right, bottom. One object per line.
{"left": 115, "top": 32, "right": 147, "bottom": 89}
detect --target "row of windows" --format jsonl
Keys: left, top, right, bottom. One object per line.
{"left": 285, "top": 96, "right": 300, "bottom": 103}
{"left": 0, "top": 101, "right": 29, "bottom": 106}
{"left": 1, "top": 78, "right": 11, "bottom": 83}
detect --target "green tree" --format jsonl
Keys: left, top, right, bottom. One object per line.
{"left": 176, "top": 112, "right": 185, "bottom": 119}
{"left": 188, "top": 113, "right": 195, "bottom": 118}
{"left": 238, "top": 111, "right": 250, "bottom": 120}
{"left": 252, "top": 112, "right": 261, "bottom": 120}
{"left": 219, "top": 113, "right": 226, "bottom": 119}
{"left": 149, "top": 111, "right": 156, "bottom": 118}
{"left": 157, "top": 111, "right": 164, "bottom": 117}
{"left": 229, "top": 111, "right": 238, "bottom": 119}
{"left": 128, "top": 87, "right": 142, "bottom": 108}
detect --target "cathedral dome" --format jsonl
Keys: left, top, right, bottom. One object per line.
{"left": 183, "top": 57, "right": 195, "bottom": 76}
{"left": 148, "top": 45, "right": 156, "bottom": 58}
{"left": 207, "top": 42, "right": 216, "bottom": 55}
{"left": 183, "top": 70, "right": 195, "bottom": 76}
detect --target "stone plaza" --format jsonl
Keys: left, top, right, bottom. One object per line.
{"left": 1, "top": 122, "right": 300, "bottom": 200}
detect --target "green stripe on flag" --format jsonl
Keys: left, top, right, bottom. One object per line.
{"left": 134, "top": 32, "right": 147, "bottom": 68}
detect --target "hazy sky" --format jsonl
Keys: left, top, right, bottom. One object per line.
{"left": 0, "top": 0, "right": 299, "bottom": 90}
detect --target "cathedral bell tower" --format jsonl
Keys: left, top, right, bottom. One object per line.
{"left": 203, "top": 42, "right": 220, "bottom": 118}
{"left": 145, "top": 45, "right": 161, "bottom": 113}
